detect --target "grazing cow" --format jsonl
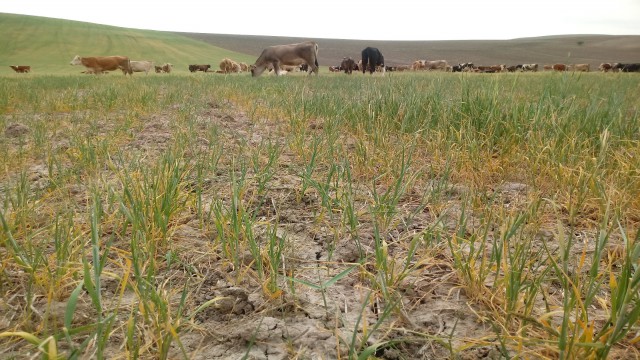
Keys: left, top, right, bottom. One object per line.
{"left": 395, "top": 64, "right": 411, "bottom": 72}
{"left": 572, "top": 64, "right": 590, "bottom": 72}
{"left": 522, "top": 64, "right": 538, "bottom": 72}
{"left": 341, "top": 57, "right": 356, "bottom": 74}
{"left": 621, "top": 63, "right": 640, "bottom": 72}
{"left": 251, "top": 41, "right": 319, "bottom": 77}
{"left": 411, "top": 60, "right": 425, "bottom": 70}
{"left": 219, "top": 58, "right": 242, "bottom": 73}
{"left": 423, "top": 60, "right": 449, "bottom": 71}
{"left": 361, "top": 47, "right": 385, "bottom": 75}
{"left": 506, "top": 65, "right": 519, "bottom": 72}
{"left": 9, "top": 65, "right": 31, "bottom": 73}
{"left": 329, "top": 65, "right": 341, "bottom": 72}
{"left": 189, "top": 64, "right": 211, "bottom": 72}
{"left": 239, "top": 62, "right": 249, "bottom": 72}
{"left": 155, "top": 66, "right": 163, "bottom": 73}
{"left": 452, "top": 63, "right": 473, "bottom": 72}
{"left": 385, "top": 66, "right": 397, "bottom": 72}
{"left": 598, "top": 63, "right": 612, "bottom": 72}
{"left": 543, "top": 65, "right": 553, "bottom": 71}
{"left": 70, "top": 55, "right": 132, "bottom": 75}
{"left": 127, "top": 60, "right": 154, "bottom": 75}
{"left": 476, "top": 65, "right": 505, "bottom": 73}
{"left": 552, "top": 64, "right": 568, "bottom": 71}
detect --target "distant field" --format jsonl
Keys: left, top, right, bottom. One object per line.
{"left": 2, "top": 12, "right": 639, "bottom": 75}
{"left": 180, "top": 32, "right": 640, "bottom": 69}
{"left": 0, "top": 13, "right": 254, "bottom": 74}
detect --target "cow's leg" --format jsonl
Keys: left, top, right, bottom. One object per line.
{"left": 272, "top": 61, "right": 281, "bottom": 76}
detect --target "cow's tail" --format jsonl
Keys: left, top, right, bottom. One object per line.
{"left": 126, "top": 58, "right": 133, "bottom": 75}
{"left": 314, "top": 43, "right": 319, "bottom": 71}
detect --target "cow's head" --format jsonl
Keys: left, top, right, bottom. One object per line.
{"left": 250, "top": 64, "right": 266, "bottom": 77}
{"left": 70, "top": 55, "right": 82, "bottom": 66}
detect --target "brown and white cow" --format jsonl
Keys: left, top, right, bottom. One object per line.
{"left": 219, "top": 58, "right": 242, "bottom": 73}
{"left": 70, "top": 55, "right": 132, "bottom": 75}
{"left": 598, "top": 63, "right": 612, "bottom": 72}
{"left": 10, "top": 65, "right": 31, "bottom": 73}
{"left": 251, "top": 41, "right": 319, "bottom": 77}
{"left": 127, "top": 60, "right": 154, "bottom": 75}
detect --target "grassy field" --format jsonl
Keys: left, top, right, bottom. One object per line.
{"left": 0, "top": 13, "right": 254, "bottom": 75}
{"left": 1, "top": 70, "right": 639, "bottom": 359}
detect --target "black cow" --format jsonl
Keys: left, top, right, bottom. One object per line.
{"left": 622, "top": 63, "right": 640, "bottom": 72}
{"left": 341, "top": 57, "right": 356, "bottom": 74}
{"left": 188, "top": 64, "right": 211, "bottom": 72}
{"left": 361, "top": 47, "right": 384, "bottom": 75}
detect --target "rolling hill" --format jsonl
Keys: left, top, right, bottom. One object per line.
{"left": 0, "top": 13, "right": 255, "bottom": 74}
{"left": 1, "top": 12, "right": 639, "bottom": 74}
{"left": 179, "top": 32, "right": 640, "bottom": 69}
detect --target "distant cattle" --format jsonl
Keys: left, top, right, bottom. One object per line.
{"left": 452, "top": 63, "right": 474, "bottom": 72}
{"left": 572, "top": 64, "right": 590, "bottom": 72}
{"left": 522, "top": 64, "right": 538, "bottom": 72}
{"left": 361, "top": 47, "right": 385, "bottom": 74}
{"left": 329, "top": 65, "right": 341, "bottom": 72}
{"left": 598, "top": 63, "right": 612, "bottom": 72}
{"left": 154, "top": 63, "right": 173, "bottom": 73}
{"left": 70, "top": 55, "right": 132, "bottom": 75}
{"left": 219, "top": 58, "right": 242, "bottom": 73}
{"left": 9, "top": 65, "right": 31, "bottom": 73}
{"left": 552, "top": 64, "right": 568, "bottom": 71}
{"left": 251, "top": 41, "right": 319, "bottom": 77}
{"left": 189, "top": 64, "right": 211, "bottom": 72}
{"left": 506, "top": 65, "right": 519, "bottom": 72}
{"left": 239, "top": 62, "right": 249, "bottom": 72}
{"left": 341, "top": 57, "right": 356, "bottom": 74}
{"left": 395, "top": 64, "right": 411, "bottom": 72}
{"left": 543, "top": 64, "right": 553, "bottom": 71}
{"left": 476, "top": 65, "right": 505, "bottom": 73}
{"left": 621, "top": 63, "right": 640, "bottom": 72}
{"left": 127, "top": 60, "right": 154, "bottom": 75}
{"left": 424, "top": 60, "right": 449, "bottom": 71}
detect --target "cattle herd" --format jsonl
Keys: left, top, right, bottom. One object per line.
{"left": 7, "top": 41, "right": 640, "bottom": 76}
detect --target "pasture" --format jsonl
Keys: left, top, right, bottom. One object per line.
{"left": 1, "top": 71, "right": 640, "bottom": 359}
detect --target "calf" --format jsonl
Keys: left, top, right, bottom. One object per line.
{"left": 340, "top": 57, "right": 356, "bottom": 74}
{"left": 127, "top": 60, "right": 154, "bottom": 75}
{"left": 10, "top": 65, "right": 31, "bottom": 73}
{"left": 189, "top": 64, "right": 211, "bottom": 72}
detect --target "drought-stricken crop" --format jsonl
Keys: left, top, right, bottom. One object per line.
{"left": 1, "top": 71, "right": 639, "bottom": 359}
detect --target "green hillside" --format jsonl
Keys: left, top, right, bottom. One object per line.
{"left": 0, "top": 13, "right": 255, "bottom": 74}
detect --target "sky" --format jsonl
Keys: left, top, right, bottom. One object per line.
{"left": 1, "top": 0, "right": 639, "bottom": 41}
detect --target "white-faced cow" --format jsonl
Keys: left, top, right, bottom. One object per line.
{"left": 362, "top": 47, "right": 384, "bottom": 75}
{"left": 251, "top": 41, "right": 319, "bottom": 77}
{"left": 70, "top": 55, "right": 132, "bottom": 75}
{"left": 10, "top": 65, "right": 31, "bottom": 73}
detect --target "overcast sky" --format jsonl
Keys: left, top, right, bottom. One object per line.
{"left": 2, "top": 0, "right": 639, "bottom": 40}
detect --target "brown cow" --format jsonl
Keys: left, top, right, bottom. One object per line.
{"left": 219, "top": 58, "right": 242, "bottom": 73}
{"left": 552, "top": 64, "right": 568, "bottom": 71}
{"left": 70, "top": 55, "right": 132, "bottom": 75}
{"left": 189, "top": 64, "right": 211, "bottom": 72}
{"left": 543, "top": 65, "right": 553, "bottom": 71}
{"left": 251, "top": 41, "right": 319, "bottom": 77}
{"left": 10, "top": 65, "right": 31, "bottom": 73}
{"left": 341, "top": 57, "right": 356, "bottom": 74}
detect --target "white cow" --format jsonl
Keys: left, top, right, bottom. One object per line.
{"left": 127, "top": 60, "right": 154, "bottom": 75}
